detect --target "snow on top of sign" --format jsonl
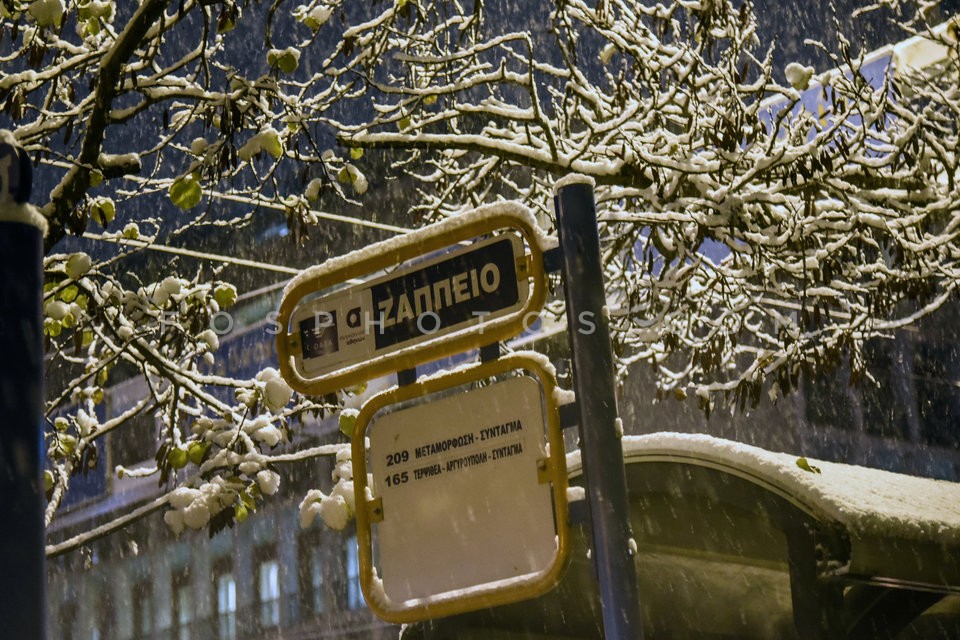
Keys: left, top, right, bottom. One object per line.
{"left": 552, "top": 387, "right": 576, "bottom": 406}
{"left": 345, "top": 350, "right": 556, "bottom": 403}
{"left": 0, "top": 202, "right": 48, "bottom": 234}
{"left": 512, "top": 349, "right": 557, "bottom": 378}
{"left": 553, "top": 173, "right": 596, "bottom": 194}
{"left": 282, "top": 201, "right": 552, "bottom": 300}
{"left": 342, "top": 376, "right": 395, "bottom": 410}
{"left": 570, "top": 433, "right": 960, "bottom": 544}
{"left": 566, "top": 485, "right": 586, "bottom": 502}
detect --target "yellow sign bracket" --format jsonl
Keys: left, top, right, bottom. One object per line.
{"left": 366, "top": 497, "right": 384, "bottom": 524}
{"left": 275, "top": 202, "right": 551, "bottom": 397}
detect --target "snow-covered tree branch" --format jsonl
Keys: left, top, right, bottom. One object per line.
{"left": 2, "top": 0, "right": 957, "bottom": 551}
{"left": 329, "top": 0, "right": 960, "bottom": 412}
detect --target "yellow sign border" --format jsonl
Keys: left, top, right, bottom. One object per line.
{"left": 275, "top": 204, "right": 549, "bottom": 397}
{"left": 351, "top": 353, "right": 570, "bottom": 624}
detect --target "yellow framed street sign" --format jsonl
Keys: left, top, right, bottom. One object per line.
{"left": 351, "top": 353, "right": 570, "bottom": 623}
{"left": 275, "top": 202, "right": 551, "bottom": 396}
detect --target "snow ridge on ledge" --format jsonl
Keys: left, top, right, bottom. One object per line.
{"left": 569, "top": 433, "right": 960, "bottom": 545}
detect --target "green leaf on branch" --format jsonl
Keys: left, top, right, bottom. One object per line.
{"left": 260, "top": 129, "right": 283, "bottom": 159}
{"left": 214, "top": 284, "right": 238, "bottom": 309}
{"left": 217, "top": 7, "right": 237, "bottom": 34}
{"left": 339, "top": 412, "right": 356, "bottom": 438}
{"left": 167, "top": 447, "right": 188, "bottom": 469}
{"left": 90, "top": 198, "right": 115, "bottom": 227}
{"left": 59, "top": 284, "right": 79, "bottom": 302}
{"left": 796, "top": 457, "right": 821, "bottom": 474}
{"left": 267, "top": 48, "right": 300, "bottom": 74}
{"left": 169, "top": 174, "right": 202, "bottom": 210}
{"left": 187, "top": 441, "right": 210, "bottom": 465}
{"left": 234, "top": 502, "right": 249, "bottom": 523}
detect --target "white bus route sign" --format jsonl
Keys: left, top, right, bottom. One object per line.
{"left": 370, "top": 375, "right": 554, "bottom": 603}
{"left": 351, "top": 354, "right": 570, "bottom": 624}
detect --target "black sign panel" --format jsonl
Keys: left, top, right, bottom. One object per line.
{"left": 299, "top": 311, "right": 339, "bottom": 359}
{"left": 369, "top": 237, "right": 519, "bottom": 350}
{"left": 286, "top": 232, "right": 532, "bottom": 387}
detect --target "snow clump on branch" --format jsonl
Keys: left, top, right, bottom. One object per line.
{"left": 27, "top": 0, "right": 64, "bottom": 27}
{"left": 299, "top": 447, "right": 357, "bottom": 531}
{"left": 257, "top": 367, "right": 294, "bottom": 413}
{"left": 238, "top": 126, "right": 284, "bottom": 162}
{"left": 784, "top": 62, "right": 815, "bottom": 90}
{"left": 164, "top": 481, "right": 228, "bottom": 533}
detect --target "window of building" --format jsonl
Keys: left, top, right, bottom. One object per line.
{"left": 803, "top": 337, "right": 913, "bottom": 440}
{"left": 803, "top": 365, "right": 856, "bottom": 429}
{"left": 107, "top": 379, "right": 160, "bottom": 467}
{"left": 132, "top": 580, "right": 153, "bottom": 639}
{"left": 298, "top": 533, "right": 326, "bottom": 617}
{"left": 58, "top": 600, "right": 77, "bottom": 640}
{"left": 914, "top": 335, "right": 960, "bottom": 448}
{"left": 346, "top": 534, "right": 363, "bottom": 610}
{"left": 860, "top": 338, "right": 910, "bottom": 439}
{"left": 91, "top": 589, "right": 111, "bottom": 640}
{"left": 172, "top": 569, "right": 193, "bottom": 640}
{"left": 309, "top": 546, "right": 325, "bottom": 614}
{"left": 256, "top": 550, "right": 281, "bottom": 628}
{"left": 214, "top": 566, "right": 237, "bottom": 640}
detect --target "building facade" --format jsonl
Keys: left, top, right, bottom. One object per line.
{"left": 45, "top": 313, "right": 400, "bottom": 640}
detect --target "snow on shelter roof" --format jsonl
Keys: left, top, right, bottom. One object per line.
{"left": 570, "top": 433, "right": 960, "bottom": 546}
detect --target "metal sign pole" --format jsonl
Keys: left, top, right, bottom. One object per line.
{"left": 555, "top": 181, "right": 645, "bottom": 639}
{"left": 0, "top": 137, "right": 46, "bottom": 639}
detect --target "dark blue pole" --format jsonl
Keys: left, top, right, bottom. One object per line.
{"left": 555, "top": 181, "right": 644, "bottom": 639}
{"left": 0, "top": 138, "right": 46, "bottom": 639}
